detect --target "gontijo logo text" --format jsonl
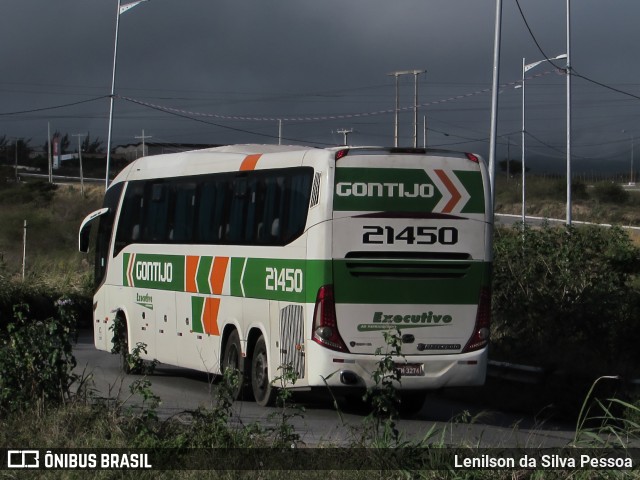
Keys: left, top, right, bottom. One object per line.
{"left": 333, "top": 166, "right": 483, "bottom": 215}
{"left": 336, "top": 182, "right": 435, "bottom": 198}
{"left": 124, "top": 253, "right": 185, "bottom": 291}
{"left": 135, "top": 261, "right": 173, "bottom": 283}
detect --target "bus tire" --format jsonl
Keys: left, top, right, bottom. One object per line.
{"left": 221, "top": 329, "right": 244, "bottom": 400}
{"left": 114, "top": 314, "right": 132, "bottom": 374}
{"left": 399, "top": 391, "right": 427, "bottom": 416}
{"left": 250, "top": 336, "right": 276, "bottom": 407}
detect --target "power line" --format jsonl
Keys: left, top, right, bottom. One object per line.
{"left": 118, "top": 95, "right": 334, "bottom": 146}
{"left": 514, "top": 0, "right": 640, "bottom": 102}
{"left": 0, "top": 96, "right": 108, "bottom": 116}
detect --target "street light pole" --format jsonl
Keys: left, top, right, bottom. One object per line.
{"left": 105, "top": 0, "right": 149, "bottom": 189}
{"left": 521, "top": 58, "right": 526, "bottom": 226}
{"left": 566, "top": 0, "right": 572, "bottom": 226}
{"left": 519, "top": 54, "right": 567, "bottom": 227}
{"left": 488, "top": 0, "right": 503, "bottom": 206}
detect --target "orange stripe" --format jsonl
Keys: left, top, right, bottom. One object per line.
{"left": 240, "top": 154, "right": 262, "bottom": 171}
{"left": 434, "top": 169, "right": 461, "bottom": 213}
{"left": 210, "top": 256, "right": 229, "bottom": 295}
{"left": 203, "top": 297, "right": 220, "bottom": 336}
{"left": 186, "top": 256, "right": 199, "bottom": 293}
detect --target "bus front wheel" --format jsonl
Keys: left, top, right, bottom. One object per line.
{"left": 250, "top": 336, "right": 276, "bottom": 407}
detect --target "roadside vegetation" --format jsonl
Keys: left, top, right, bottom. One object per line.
{"left": 495, "top": 175, "right": 640, "bottom": 227}
{"left": 0, "top": 172, "right": 639, "bottom": 478}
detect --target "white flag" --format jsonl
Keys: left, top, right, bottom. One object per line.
{"left": 120, "top": 0, "right": 148, "bottom": 15}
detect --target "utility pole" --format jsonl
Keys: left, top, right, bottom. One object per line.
{"left": 388, "top": 69, "right": 426, "bottom": 148}
{"left": 47, "top": 122, "right": 53, "bottom": 183}
{"left": 412, "top": 70, "right": 426, "bottom": 148}
{"left": 337, "top": 128, "right": 353, "bottom": 146}
{"left": 389, "top": 72, "right": 400, "bottom": 147}
{"left": 22, "top": 220, "right": 27, "bottom": 281}
{"left": 14, "top": 138, "right": 18, "bottom": 182}
{"left": 73, "top": 134, "right": 86, "bottom": 196}
{"left": 423, "top": 115, "right": 428, "bottom": 148}
{"left": 135, "top": 129, "right": 152, "bottom": 158}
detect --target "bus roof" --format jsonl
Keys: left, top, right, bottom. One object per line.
{"left": 109, "top": 144, "right": 482, "bottom": 187}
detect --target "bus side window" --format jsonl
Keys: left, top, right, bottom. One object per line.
{"left": 172, "top": 181, "right": 197, "bottom": 243}
{"left": 95, "top": 182, "right": 124, "bottom": 286}
{"left": 114, "top": 182, "right": 145, "bottom": 255}
{"left": 227, "top": 178, "right": 248, "bottom": 242}
{"left": 197, "top": 180, "right": 216, "bottom": 243}
{"left": 244, "top": 177, "right": 265, "bottom": 243}
{"left": 143, "top": 182, "right": 171, "bottom": 242}
{"left": 259, "top": 176, "right": 280, "bottom": 244}
{"left": 285, "top": 172, "right": 312, "bottom": 243}
{"left": 197, "top": 177, "right": 229, "bottom": 244}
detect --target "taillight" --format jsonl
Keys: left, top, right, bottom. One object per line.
{"left": 335, "top": 149, "right": 349, "bottom": 161}
{"left": 462, "top": 287, "right": 491, "bottom": 353}
{"left": 312, "top": 285, "right": 349, "bottom": 353}
{"left": 465, "top": 152, "right": 480, "bottom": 163}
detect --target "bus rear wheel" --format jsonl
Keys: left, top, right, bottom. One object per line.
{"left": 221, "top": 330, "right": 244, "bottom": 400}
{"left": 399, "top": 391, "right": 427, "bottom": 416}
{"left": 250, "top": 336, "right": 276, "bottom": 407}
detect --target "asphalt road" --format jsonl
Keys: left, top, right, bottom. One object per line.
{"left": 73, "top": 329, "right": 575, "bottom": 448}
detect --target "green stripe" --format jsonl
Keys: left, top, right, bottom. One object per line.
{"left": 190, "top": 296, "right": 204, "bottom": 334}
{"left": 123, "top": 253, "right": 131, "bottom": 286}
{"left": 196, "top": 256, "right": 213, "bottom": 294}
{"left": 121, "top": 253, "right": 489, "bottom": 307}
{"left": 456, "top": 171, "right": 486, "bottom": 214}
{"left": 230, "top": 258, "right": 331, "bottom": 302}
{"left": 332, "top": 260, "right": 490, "bottom": 304}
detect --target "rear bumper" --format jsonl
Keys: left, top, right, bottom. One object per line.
{"left": 305, "top": 341, "right": 487, "bottom": 390}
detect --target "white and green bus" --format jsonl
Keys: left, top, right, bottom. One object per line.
{"left": 79, "top": 144, "right": 492, "bottom": 409}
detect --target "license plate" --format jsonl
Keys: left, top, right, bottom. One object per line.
{"left": 395, "top": 363, "right": 424, "bottom": 377}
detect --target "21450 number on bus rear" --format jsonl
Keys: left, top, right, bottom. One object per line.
{"left": 362, "top": 226, "right": 458, "bottom": 245}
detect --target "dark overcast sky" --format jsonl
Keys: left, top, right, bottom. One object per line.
{"left": 2, "top": 0, "right": 639, "bottom": 172}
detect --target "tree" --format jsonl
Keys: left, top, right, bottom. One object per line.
{"left": 15, "top": 138, "right": 32, "bottom": 161}
{"left": 499, "top": 159, "right": 529, "bottom": 176}
{"left": 43, "top": 132, "right": 70, "bottom": 155}
{"left": 0, "top": 136, "right": 32, "bottom": 163}
{"left": 81, "top": 133, "right": 104, "bottom": 154}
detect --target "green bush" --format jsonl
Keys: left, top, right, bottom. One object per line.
{"left": 0, "top": 299, "right": 78, "bottom": 413}
{"left": 0, "top": 180, "right": 57, "bottom": 206}
{"left": 592, "top": 182, "right": 629, "bottom": 204}
{"left": 492, "top": 224, "right": 640, "bottom": 378}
